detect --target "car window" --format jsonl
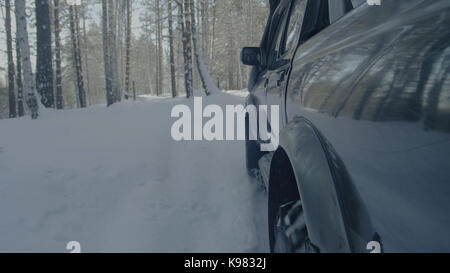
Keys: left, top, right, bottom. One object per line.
{"left": 266, "top": 11, "right": 281, "bottom": 52}
{"left": 273, "top": 13, "right": 288, "bottom": 59}
{"left": 266, "top": 1, "right": 290, "bottom": 66}
{"left": 270, "top": 0, "right": 357, "bottom": 65}
{"left": 351, "top": 0, "right": 366, "bottom": 8}
{"left": 297, "top": 0, "right": 329, "bottom": 45}
{"left": 328, "top": 0, "right": 353, "bottom": 24}
{"left": 282, "top": 0, "right": 308, "bottom": 56}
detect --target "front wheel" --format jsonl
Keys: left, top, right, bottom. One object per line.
{"left": 272, "top": 200, "right": 320, "bottom": 253}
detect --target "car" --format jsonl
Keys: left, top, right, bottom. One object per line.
{"left": 241, "top": 0, "right": 450, "bottom": 253}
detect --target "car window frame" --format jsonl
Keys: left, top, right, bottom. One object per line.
{"left": 266, "top": 0, "right": 291, "bottom": 69}
{"left": 279, "top": 0, "right": 309, "bottom": 60}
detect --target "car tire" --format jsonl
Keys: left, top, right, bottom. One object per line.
{"left": 268, "top": 150, "right": 319, "bottom": 253}
{"left": 271, "top": 200, "right": 319, "bottom": 253}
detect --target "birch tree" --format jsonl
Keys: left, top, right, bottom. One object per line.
{"left": 15, "top": 0, "right": 39, "bottom": 119}
{"left": 80, "top": 2, "right": 90, "bottom": 102}
{"left": 16, "top": 38, "right": 24, "bottom": 117}
{"left": 152, "top": 0, "right": 163, "bottom": 97}
{"left": 190, "top": 0, "right": 217, "bottom": 95}
{"left": 183, "top": 0, "right": 193, "bottom": 98}
{"left": 5, "top": 0, "right": 16, "bottom": 118}
{"left": 53, "top": 0, "right": 63, "bottom": 109}
{"left": 124, "top": 0, "right": 132, "bottom": 99}
{"left": 168, "top": 0, "right": 177, "bottom": 98}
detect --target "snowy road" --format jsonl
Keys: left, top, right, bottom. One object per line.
{"left": 0, "top": 91, "right": 268, "bottom": 253}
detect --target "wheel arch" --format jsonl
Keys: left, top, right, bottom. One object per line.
{"left": 269, "top": 116, "right": 376, "bottom": 252}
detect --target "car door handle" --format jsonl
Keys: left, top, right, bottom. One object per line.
{"left": 267, "top": 71, "right": 288, "bottom": 89}
{"left": 267, "top": 80, "right": 281, "bottom": 89}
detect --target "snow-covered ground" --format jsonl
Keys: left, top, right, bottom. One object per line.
{"left": 0, "top": 91, "right": 268, "bottom": 253}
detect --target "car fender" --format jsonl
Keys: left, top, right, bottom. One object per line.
{"left": 275, "top": 116, "right": 376, "bottom": 252}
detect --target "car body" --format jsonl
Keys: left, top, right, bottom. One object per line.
{"left": 242, "top": 0, "right": 450, "bottom": 252}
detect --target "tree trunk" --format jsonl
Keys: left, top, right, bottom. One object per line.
{"left": 201, "top": 0, "right": 208, "bottom": 57}
{"left": 81, "top": 2, "right": 90, "bottom": 104}
{"left": 53, "top": 0, "right": 63, "bottom": 109}
{"left": 183, "top": 0, "right": 194, "bottom": 98}
{"left": 16, "top": 38, "right": 24, "bottom": 117}
{"left": 35, "top": 0, "right": 55, "bottom": 108}
{"left": 190, "top": 0, "right": 216, "bottom": 95}
{"left": 155, "top": 0, "right": 163, "bottom": 96}
{"left": 117, "top": 0, "right": 125, "bottom": 96}
{"left": 69, "top": 5, "right": 86, "bottom": 108}
{"left": 209, "top": 0, "right": 216, "bottom": 73}
{"left": 74, "top": 6, "right": 87, "bottom": 107}
{"left": 102, "top": 0, "right": 113, "bottom": 106}
{"left": 168, "top": 0, "right": 177, "bottom": 98}
{"left": 15, "top": 0, "right": 40, "bottom": 119}
{"left": 124, "top": 0, "right": 132, "bottom": 99}
{"left": 108, "top": 0, "right": 120, "bottom": 102}
{"left": 5, "top": 0, "right": 16, "bottom": 118}
{"left": 133, "top": 81, "right": 136, "bottom": 101}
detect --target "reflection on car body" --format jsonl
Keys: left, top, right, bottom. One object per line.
{"left": 242, "top": 0, "right": 450, "bottom": 252}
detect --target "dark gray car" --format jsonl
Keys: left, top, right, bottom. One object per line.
{"left": 242, "top": 0, "right": 450, "bottom": 253}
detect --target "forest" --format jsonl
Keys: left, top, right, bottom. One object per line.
{"left": 0, "top": 0, "right": 269, "bottom": 119}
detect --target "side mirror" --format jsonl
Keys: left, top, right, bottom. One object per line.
{"left": 241, "top": 47, "right": 262, "bottom": 66}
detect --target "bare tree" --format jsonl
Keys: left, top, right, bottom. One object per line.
{"left": 183, "top": 0, "right": 193, "bottom": 98}
{"left": 209, "top": 0, "right": 216, "bottom": 73}
{"left": 5, "top": 0, "right": 16, "bottom": 118}
{"left": 69, "top": 5, "right": 86, "bottom": 108}
{"left": 177, "top": 2, "right": 187, "bottom": 97}
{"left": 200, "top": 0, "right": 206, "bottom": 54}
{"left": 190, "top": 0, "right": 217, "bottom": 95}
{"left": 35, "top": 0, "right": 55, "bottom": 108}
{"left": 81, "top": 2, "right": 90, "bottom": 102}
{"left": 53, "top": 0, "right": 63, "bottom": 109}
{"left": 15, "top": 0, "right": 40, "bottom": 119}
{"left": 16, "top": 37, "right": 24, "bottom": 117}
{"left": 124, "top": 0, "right": 132, "bottom": 99}
{"left": 168, "top": 0, "right": 177, "bottom": 98}
{"left": 108, "top": 0, "right": 120, "bottom": 102}
{"left": 102, "top": 0, "right": 113, "bottom": 106}
{"left": 155, "top": 0, "right": 163, "bottom": 96}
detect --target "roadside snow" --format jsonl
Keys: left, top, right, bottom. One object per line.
{"left": 0, "top": 92, "right": 268, "bottom": 253}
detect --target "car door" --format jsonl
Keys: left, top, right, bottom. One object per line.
{"left": 285, "top": 0, "right": 450, "bottom": 252}
{"left": 247, "top": 0, "right": 291, "bottom": 144}
{"left": 247, "top": 1, "right": 284, "bottom": 117}
{"left": 266, "top": 0, "right": 309, "bottom": 127}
